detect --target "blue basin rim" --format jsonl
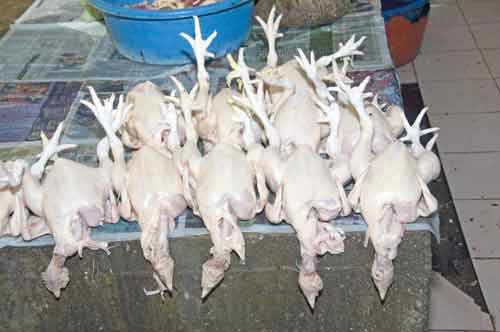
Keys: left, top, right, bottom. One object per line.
{"left": 89, "top": 0, "right": 252, "bottom": 20}
{"left": 382, "top": 0, "right": 428, "bottom": 19}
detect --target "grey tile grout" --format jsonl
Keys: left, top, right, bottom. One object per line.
{"left": 456, "top": 0, "right": 500, "bottom": 94}
{"left": 454, "top": 197, "right": 500, "bottom": 200}
{"left": 477, "top": 48, "right": 500, "bottom": 51}
{"left": 441, "top": 150, "right": 500, "bottom": 154}
{"left": 430, "top": 110, "right": 500, "bottom": 116}
{"left": 419, "top": 48, "right": 478, "bottom": 55}
{"left": 419, "top": 77, "right": 493, "bottom": 83}
{"left": 420, "top": 47, "right": 500, "bottom": 53}
{"left": 427, "top": 24, "right": 467, "bottom": 27}
{"left": 454, "top": 198, "right": 500, "bottom": 201}
{"left": 430, "top": 18, "right": 500, "bottom": 319}
{"left": 411, "top": 9, "right": 498, "bottom": 328}
{"left": 418, "top": 77, "right": 499, "bottom": 82}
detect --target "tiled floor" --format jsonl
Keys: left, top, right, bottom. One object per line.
{"left": 398, "top": 0, "right": 500, "bottom": 330}
{"left": 1, "top": 0, "right": 498, "bottom": 330}
{"left": 430, "top": 272, "right": 493, "bottom": 331}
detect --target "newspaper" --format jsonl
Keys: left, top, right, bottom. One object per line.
{"left": 0, "top": 0, "right": 440, "bottom": 248}
{"left": 0, "top": 0, "right": 392, "bottom": 82}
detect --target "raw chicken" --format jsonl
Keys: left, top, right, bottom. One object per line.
{"left": 340, "top": 77, "right": 439, "bottom": 300}
{"left": 18, "top": 90, "right": 130, "bottom": 298}
{"left": 120, "top": 89, "right": 187, "bottom": 298}
{"left": 229, "top": 50, "right": 349, "bottom": 308}
{"left": 172, "top": 17, "right": 268, "bottom": 298}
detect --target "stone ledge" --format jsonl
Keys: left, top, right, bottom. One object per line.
{"left": 0, "top": 232, "right": 431, "bottom": 332}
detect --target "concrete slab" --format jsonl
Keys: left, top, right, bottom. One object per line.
{"left": 0, "top": 232, "right": 432, "bottom": 332}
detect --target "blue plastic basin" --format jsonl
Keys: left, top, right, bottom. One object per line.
{"left": 89, "top": 0, "right": 253, "bottom": 65}
{"left": 381, "top": 0, "right": 429, "bottom": 22}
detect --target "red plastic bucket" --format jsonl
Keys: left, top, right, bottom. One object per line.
{"left": 382, "top": 0, "right": 430, "bottom": 67}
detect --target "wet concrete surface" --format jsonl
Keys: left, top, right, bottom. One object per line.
{"left": 0, "top": 232, "right": 431, "bottom": 332}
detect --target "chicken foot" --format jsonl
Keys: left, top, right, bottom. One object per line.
{"left": 141, "top": 202, "right": 176, "bottom": 299}
{"left": 201, "top": 201, "right": 245, "bottom": 299}
{"left": 296, "top": 208, "right": 346, "bottom": 308}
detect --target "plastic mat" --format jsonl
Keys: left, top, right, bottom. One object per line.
{"left": 0, "top": 211, "right": 439, "bottom": 249}
{"left": 0, "top": 0, "right": 392, "bottom": 82}
{"left": 0, "top": 0, "right": 440, "bottom": 248}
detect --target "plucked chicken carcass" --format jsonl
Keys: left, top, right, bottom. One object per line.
{"left": 172, "top": 17, "right": 268, "bottom": 299}
{"left": 233, "top": 7, "right": 405, "bottom": 186}
{"left": 116, "top": 86, "right": 189, "bottom": 298}
{"left": 339, "top": 77, "right": 440, "bottom": 300}
{"left": 244, "top": 7, "right": 367, "bottom": 154}
{"left": 14, "top": 90, "right": 130, "bottom": 298}
{"left": 0, "top": 159, "right": 50, "bottom": 241}
{"left": 229, "top": 50, "right": 349, "bottom": 309}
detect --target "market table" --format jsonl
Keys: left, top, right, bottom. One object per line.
{"left": 0, "top": 1, "right": 436, "bottom": 331}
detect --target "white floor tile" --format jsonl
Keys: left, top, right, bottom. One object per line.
{"left": 441, "top": 152, "right": 500, "bottom": 199}
{"left": 429, "top": 3, "right": 467, "bottom": 26}
{"left": 455, "top": 200, "right": 500, "bottom": 258}
{"left": 397, "top": 62, "right": 417, "bottom": 83}
{"left": 421, "top": 25, "right": 475, "bottom": 53}
{"left": 459, "top": 0, "right": 500, "bottom": 24}
{"left": 415, "top": 50, "right": 490, "bottom": 81}
{"left": 473, "top": 259, "right": 500, "bottom": 328}
{"left": 420, "top": 79, "right": 500, "bottom": 114}
{"left": 430, "top": 113, "right": 500, "bottom": 152}
{"left": 471, "top": 23, "right": 500, "bottom": 49}
{"left": 430, "top": 272, "right": 493, "bottom": 331}
{"left": 483, "top": 49, "right": 500, "bottom": 77}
